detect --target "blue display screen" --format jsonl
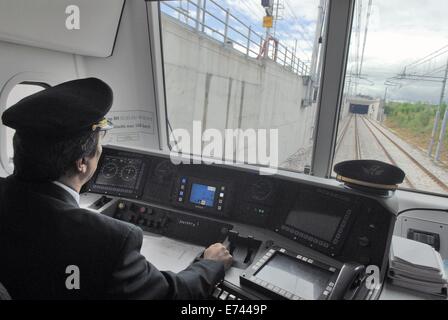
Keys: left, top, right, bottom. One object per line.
{"left": 189, "top": 183, "right": 216, "bottom": 207}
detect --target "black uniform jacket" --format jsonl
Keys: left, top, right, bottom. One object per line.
{"left": 0, "top": 176, "right": 225, "bottom": 299}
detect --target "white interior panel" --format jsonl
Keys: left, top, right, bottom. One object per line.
{"left": 0, "top": 0, "right": 124, "bottom": 57}
{"left": 79, "top": 0, "right": 160, "bottom": 150}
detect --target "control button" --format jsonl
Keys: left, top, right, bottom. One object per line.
{"left": 178, "top": 197, "right": 183, "bottom": 202}
{"left": 328, "top": 282, "right": 335, "bottom": 287}
{"left": 212, "top": 287, "right": 222, "bottom": 299}
{"left": 329, "top": 267, "right": 336, "bottom": 272}
{"left": 218, "top": 199, "right": 223, "bottom": 204}
{"left": 308, "top": 259, "right": 314, "bottom": 264}
{"left": 285, "top": 292, "right": 292, "bottom": 299}
{"left": 179, "top": 191, "right": 184, "bottom": 196}
{"left": 269, "top": 249, "right": 275, "bottom": 254}
{"left": 261, "top": 281, "right": 268, "bottom": 287}
{"left": 279, "top": 289, "right": 286, "bottom": 296}
{"left": 273, "top": 287, "right": 280, "bottom": 293}
{"left": 301, "top": 257, "right": 308, "bottom": 262}
{"left": 219, "top": 193, "right": 224, "bottom": 198}
{"left": 279, "top": 248, "right": 286, "bottom": 253}
{"left": 219, "top": 291, "right": 229, "bottom": 300}
{"left": 139, "top": 207, "right": 146, "bottom": 214}
{"left": 217, "top": 206, "right": 222, "bottom": 211}
{"left": 118, "top": 202, "right": 126, "bottom": 210}
{"left": 358, "top": 236, "right": 370, "bottom": 247}
{"left": 180, "top": 185, "right": 185, "bottom": 190}
{"left": 228, "top": 294, "right": 236, "bottom": 300}
{"left": 220, "top": 186, "right": 225, "bottom": 191}
{"left": 267, "top": 284, "right": 274, "bottom": 290}
{"left": 326, "top": 286, "right": 333, "bottom": 292}
{"left": 292, "top": 295, "right": 300, "bottom": 300}
{"left": 323, "top": 290, "right": 329, "bottom": 296}
{"left": 250, "top": 276, "right": 256, "bottom": 281}
{"left": 296, "top": 255, "right": 302, "bottom": 259}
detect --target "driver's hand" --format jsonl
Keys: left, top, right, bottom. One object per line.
{"left": 203, "top": 243, "right": 233, "bottom": 270}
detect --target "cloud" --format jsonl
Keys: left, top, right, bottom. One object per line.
{"left": 348, "top": 0, "right": 448, "bottom": 103}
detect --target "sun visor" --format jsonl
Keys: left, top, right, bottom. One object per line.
{"left": 0, "top": 0, "right": 125, "bottom": 57}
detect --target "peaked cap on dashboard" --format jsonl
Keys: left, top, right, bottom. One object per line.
{"left": 1, "top": 77, "right": 113, "bottom": 140}
{"left": 334, "top": 160, "right": 405, "bottom": 191}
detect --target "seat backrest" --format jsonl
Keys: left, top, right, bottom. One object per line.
{"left": 0, "top": 177, "right": 11, "bottom": 299}
{"left": 0, "top": 282, "right": 11, "bottom": 300}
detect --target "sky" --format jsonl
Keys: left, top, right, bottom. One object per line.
{"left": 162, "top": 0, "right": 448, "bottom": 104}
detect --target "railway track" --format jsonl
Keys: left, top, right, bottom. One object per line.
{"left": 359, "top": 116, "right": 414, "bottom": 188}
{"left": 354, "top": 115, "right": 361, "bottom": 160}
{"left": 362, "top": 117, "right": 448, "bottom": 192}
{"left": 335, "top": 114, "right": 353, "bottom": 155}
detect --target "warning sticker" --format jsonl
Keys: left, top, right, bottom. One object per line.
{"left": 104, "top": 110, "right": 155, "bottom": 145}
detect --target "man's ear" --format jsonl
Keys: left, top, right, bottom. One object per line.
{"left": 75, "top": 158, "right": 88, "bottom": 174}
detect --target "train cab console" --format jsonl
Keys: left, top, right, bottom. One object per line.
{"left": 81, "top": 145, "right": 399, "bottom": 300}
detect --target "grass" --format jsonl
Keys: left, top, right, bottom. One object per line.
{"left": 384, "top": 102, "right": 448, "bottom": 163}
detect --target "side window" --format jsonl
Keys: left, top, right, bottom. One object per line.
{"left": 3, "top": 83, "right": 48, "bottom": 171}
{"left": 334, "top": 0, "right": 448, "bottom": 196}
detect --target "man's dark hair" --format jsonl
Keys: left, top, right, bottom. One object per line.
{"left": 12, "top": 131, "right": 99, "bottom": 182}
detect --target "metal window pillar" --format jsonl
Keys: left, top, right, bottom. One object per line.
{"left": 146, "top": 1, "right": 170, "bottom": 150}
{"left": 311, "top": 0, "right": 355, "bottom": 178}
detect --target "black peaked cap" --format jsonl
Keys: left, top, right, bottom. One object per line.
{"left": 1, "top": 78, "right": 113, "bottom": 140}
{"left": 334, "top": 160, "right": 405, "bottom": 187}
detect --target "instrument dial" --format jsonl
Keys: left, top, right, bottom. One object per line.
{"left": 101, "top": 163, "right": 118, "bottom": 179}
{"left": 120, "top": 165, "right": 138, "bottom": 181}
{"left": 154, "top": 160, "right": 175, "bottom": 181}
{"left": 250, "top": 179, "right": 274, "bottom": 201}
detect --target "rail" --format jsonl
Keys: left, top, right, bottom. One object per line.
{"left": 160, "top": 0, "right": 310, "bottom": 76}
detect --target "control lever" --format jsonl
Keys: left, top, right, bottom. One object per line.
{"left": 225, "top": 232, "right": 261, "bottom": 269}
{"left": 327, "top": 262, "right": 365, "bottom": 300}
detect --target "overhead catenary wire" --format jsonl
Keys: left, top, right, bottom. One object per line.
{"left": 358, "top": 0, "right": 372, "bottom": 77}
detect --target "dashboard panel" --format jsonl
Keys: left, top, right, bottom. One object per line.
{"left": 84, "top": 146, "right": 398, "bottom": 300}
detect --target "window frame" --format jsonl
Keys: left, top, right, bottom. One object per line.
{"left": 0, "top": 73, "right": 54, "bottom": 175}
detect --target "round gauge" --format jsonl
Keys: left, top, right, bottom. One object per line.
{"left": 154, "top": 160, "right": 175, "bottom": 179}
{"left": 250, "top": 179, "right": 274, "bottom": 201}
{"left": 101, "top": 163, "right": 118, "bottom": 179}
{"left": 120, "top": 165, "right": 138, "bottom": 182}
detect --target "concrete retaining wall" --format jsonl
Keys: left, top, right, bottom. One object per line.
{"left": 161, "top": 15, "right": 315, "bottom": 168}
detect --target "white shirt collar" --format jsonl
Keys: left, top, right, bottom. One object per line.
{"left": 52, "top": 181, "right": 80, "bottom": 205}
